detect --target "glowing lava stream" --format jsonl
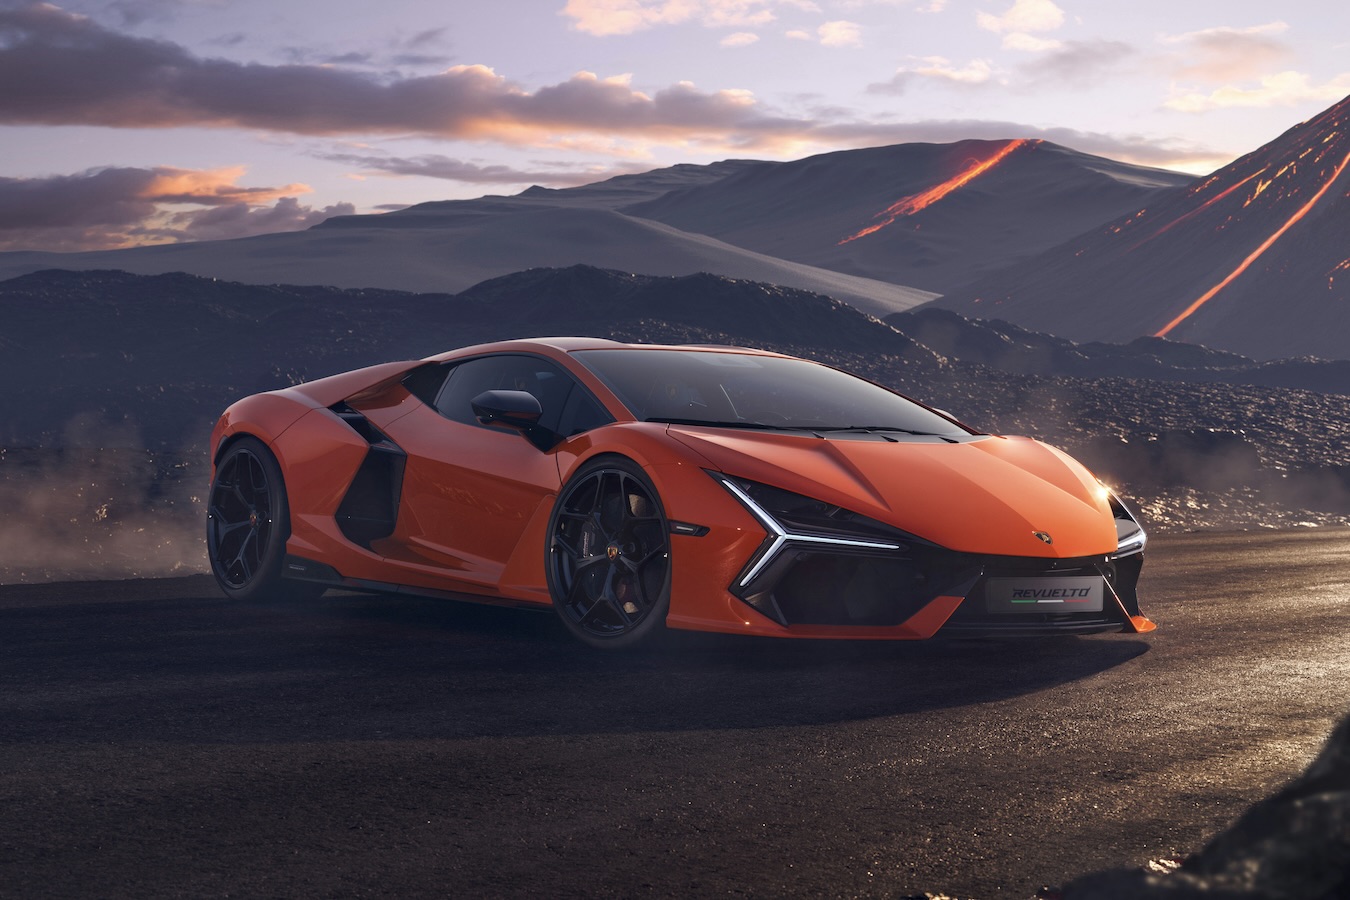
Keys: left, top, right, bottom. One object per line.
{"left": 1127, "top": 167, "right": 1267, "bottom": 251}
{"left": 838, "top": 139, "right": 1034, "bottom": 245}
{"left": 1155, "top": 146, "right": 1350, "bottom": 338}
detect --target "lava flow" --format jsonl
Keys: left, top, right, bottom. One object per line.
{"left": 1126, "top": 167, "right": 1267, "bottom": 252}
{"left": 1155, "top": 143, "right": 1350, "bottom": 337}
{"left": 838, "top": 139, "right": 1035, "bottom": 245}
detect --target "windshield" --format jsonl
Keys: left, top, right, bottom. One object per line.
{"left": 573, "top": 349, "right": 971, "bottom": 436}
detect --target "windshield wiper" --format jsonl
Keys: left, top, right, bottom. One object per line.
{"left": 646, "top": 417, "right": 779, "bottom": 429}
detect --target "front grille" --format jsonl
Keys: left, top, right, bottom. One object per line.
{"left": 736, "top": 542, "right": 1141, "bottom": 635}
{"left": 740, "top": 544, "right": 980, "bottom": 627}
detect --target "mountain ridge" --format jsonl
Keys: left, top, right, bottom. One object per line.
{"left": 624, "top": 139, "right": 1193, "bottom": 292}
{"left": 933, "top": 94, "right": 1350, "bottom": 360}
{"left": 0, "top": 138, "right": 1190, "bottom": 317}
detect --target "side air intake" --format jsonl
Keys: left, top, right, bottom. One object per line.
{"left": 330, "top": 402, "right": 406, "bottom": 548}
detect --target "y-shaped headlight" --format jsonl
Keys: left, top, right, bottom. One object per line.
{"left": 714, "top": 474, "right": 904, "bottom": 590}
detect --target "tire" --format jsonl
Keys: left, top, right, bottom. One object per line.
{"left": 546, "top": 456, "right": 672, "bottom": 649}
{"left": 207, "top": 436, "right": 324, "bottom": 602}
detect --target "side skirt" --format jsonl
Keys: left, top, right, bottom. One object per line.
{"left": 282, "top": 554, "right": 549, "bottom": 611}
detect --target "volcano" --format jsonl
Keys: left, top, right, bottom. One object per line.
{"left": 625, "top": 139, "right": 1191, "bottom": 293}
{"left": 933, "top": 94, "right": 1350, "bottom": 361}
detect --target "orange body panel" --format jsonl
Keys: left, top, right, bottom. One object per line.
{"left": 208, "top": 338, "right": 1148, "bottom": 640}
{"left": 371, "top": 401, "right": 560, "bottom": 598}
{"left": 662, "top": 427, "right": 1116, "bottom": 559}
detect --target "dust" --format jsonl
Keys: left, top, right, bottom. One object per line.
{"left": 0, "top": 416, "right": 207, "bottom": 584}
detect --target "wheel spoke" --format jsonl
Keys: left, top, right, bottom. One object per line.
{"left": 231, "top": 530, "right": 256, "bottom": 581}
{"left": 215, "top": 519, "right": 252, "bottom": 539}
{"left": 567, "top": 573, "right": 607, "bottom": 628}
{"left": 549, "top": 464, "right": 670, "bottom": 640}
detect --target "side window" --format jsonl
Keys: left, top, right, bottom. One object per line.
{"left": 403, "top": 363, "right": 451, "bottom": 406}
{"left": 557, "top": 387, "right": 613, "bottom": 436}
{"left": 433, "top": 355, "right": 610, "bottom": 436}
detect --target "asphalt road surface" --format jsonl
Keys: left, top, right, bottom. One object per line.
{"left": 3, "top": 529, "right": 1349, "bottom": 899}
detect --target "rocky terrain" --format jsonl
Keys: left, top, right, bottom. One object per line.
{"left": 4, "top": 265, "right": 1350, "bottom": 583}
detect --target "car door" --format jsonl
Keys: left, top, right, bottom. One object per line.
{"left": 388, "top": 354, "right": 592, "bottom": 590}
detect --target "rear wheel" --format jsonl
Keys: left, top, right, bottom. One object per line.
{"left": 547, "top": 457, "right": 671, "bottom": 649}
{"left": 207, "top": 437, "right": 324, "bottom": 602}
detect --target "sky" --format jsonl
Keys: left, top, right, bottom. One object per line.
{"left": 1, "top": 0, "right": 1348, "bottom": 252}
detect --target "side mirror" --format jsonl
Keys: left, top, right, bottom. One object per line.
{"left": 471, "top": 390, "right": 542, "bottom": 429}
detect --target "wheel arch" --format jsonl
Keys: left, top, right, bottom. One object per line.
{"left": 210, "top": 392, "right": 316, "bottom": 466}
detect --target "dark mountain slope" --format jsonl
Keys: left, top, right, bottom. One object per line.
{"left": 935, "top": 94, "right": 1350, "bottom": 361}
{"left": 625, "top": 140, "right": 1193, "bottom": 292}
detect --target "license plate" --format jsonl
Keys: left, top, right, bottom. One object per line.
{"left": 985, "top": 576, "right": 1104, "bottom": 613}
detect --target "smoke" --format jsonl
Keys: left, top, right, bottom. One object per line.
{"left": 0, "top": 416, "right": 207, "bottom": 584}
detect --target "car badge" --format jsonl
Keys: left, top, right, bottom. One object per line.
{"left": 1033, "top": 531, "right": 1053, "bottom": 545}
{"left": 607, "top": 544, "right": 621, "bottom": 560}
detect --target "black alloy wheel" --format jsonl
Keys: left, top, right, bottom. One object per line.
{"left": 207, "top": 436, "right": 322, "bottom": 602}
{"left": 547, "top": 457, "right": 672, "bottom": 648}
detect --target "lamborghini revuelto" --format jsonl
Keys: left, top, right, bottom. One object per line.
{"left": 207, "top": 338, "right": 1153, "bottom": 648}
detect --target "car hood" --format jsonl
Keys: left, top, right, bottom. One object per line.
{"left": 664, "top": 427, "right": 1117, "bottom": 558}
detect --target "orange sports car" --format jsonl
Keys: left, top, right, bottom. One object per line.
{"left": 208, "top": 338, "right": 1152, "bottom": 648}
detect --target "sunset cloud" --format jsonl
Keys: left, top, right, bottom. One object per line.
{"left": 720, "top": 31, "right": 760, "bottom": 48}
{"left": 1164, "top": 71, "right": 1350, "bottom": 113}
{"left": 560, "top": 0, "right": 801, "bottom": 37}
{"left": 1019, "top": 40, "right": 1135, "bottom": 87}
{"left": 868, "top": 57, "right": 997, "bottom": 94}
{"left": 318, "top": 152, "right": 645, "bottom": 187}
{"left": 0, "top": 3, "right": 1226, "bottom": 193}
{"left": 0, "top": 165, "right": 350, "bottom": 251}
{"left": 818, "top": 21, "right": 862, "bottom": 48}
{"left": 0, "top": 5, "right": 780, "bottom": 147}
{"left": 1160, "top": 22, "right": 1292, "bottom": 83}
{"left": 976, "top": 0, "right": 1064, "bottom": 51}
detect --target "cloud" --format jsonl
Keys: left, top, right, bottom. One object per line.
{"left": 1159, "top": 22, "right": 1292, "bottom": 83}
{"left": 720, "top": 31, "right": 760, "bottom": 47}
{"left": 1002, "top": 32, "right": 1060, "bottom": 52}
{"left": 95, "top": 0, "right": 227, "bottom": 27}
{"left": 166, "top": 196, "right": 357, "bottom": 242}
{"left": 1018, "top": 39, "right": 1135, "bottom": 86}
{"left": 976, "top": 0, "right": 1063, "bottom": 33}
{"left": 0, "top": 3, "right": 1227, "bottom": 173}
{"left": 1164, "top": 71, "right": 1350, "bottom": 113}
{"left": 872, "top": 41, "right": 1135, "bottom": 95}
{"left": 818, "top": 20, "right": 861, "bottom": 48}
{"left": 869, "top": 57, "right": 997, "bottom": 94}
{"left": 560, "top": 0, "right": 800, "bottom": 37}
{"left": 0, "top": 165, "right": 350, "bottom": 251}
{"left": 976, "top": 0, "right": 1064, "bottom": 51}
{"left": 0, "top": 5, "right": 776, "bottom": 147}
{"left": 318, "top": 152, "right": 645, "bottom": 187}
{"left": 834, "top": 0, "right": 944, "bottom": 9}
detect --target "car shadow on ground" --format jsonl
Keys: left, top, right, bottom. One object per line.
{"left": 1, "top": 577, "right": 1150, "bottom": 745}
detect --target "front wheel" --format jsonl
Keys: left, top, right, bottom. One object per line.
{"left": 546, "top": 457, "right": 672, "bottom": 649}
{"left": 207, "top": 436, "right": 323, "bottom": 602}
